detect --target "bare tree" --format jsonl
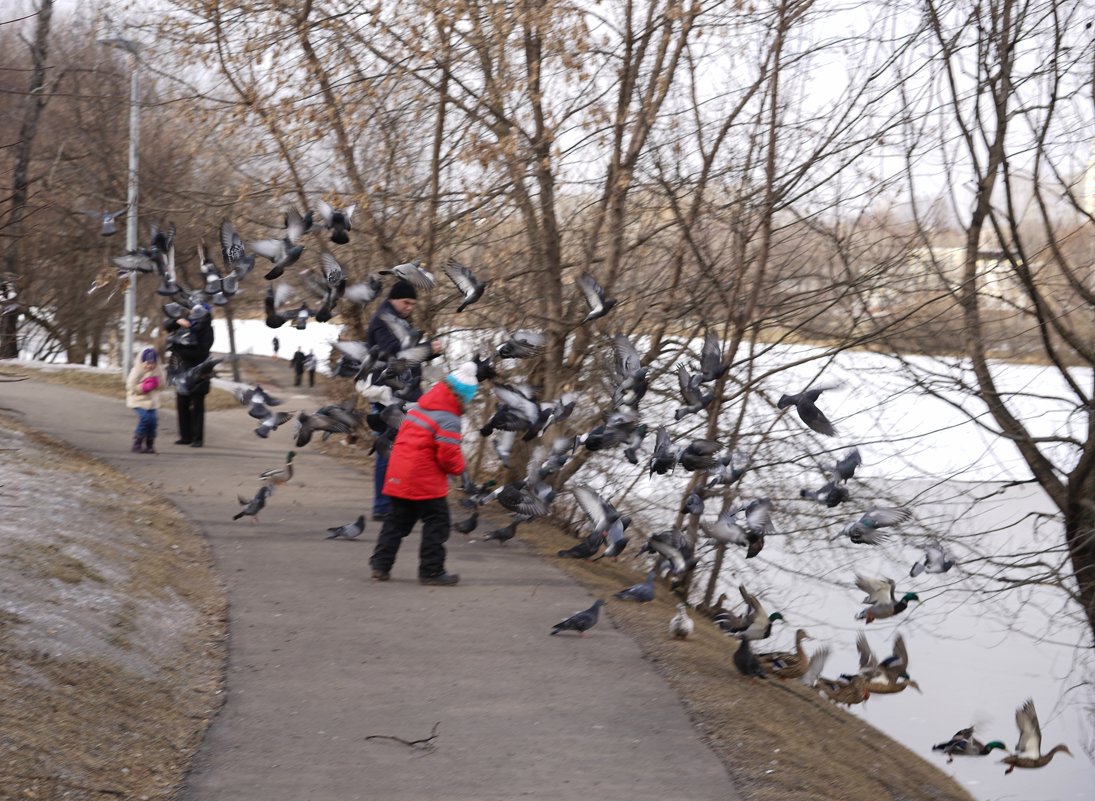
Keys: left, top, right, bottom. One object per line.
{"left": 1, "top": 0, "right": 54, "bottom": 358}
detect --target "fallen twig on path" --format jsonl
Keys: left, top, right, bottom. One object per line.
{"left": 365, "top": 721, "right": 441, "bottom": 751}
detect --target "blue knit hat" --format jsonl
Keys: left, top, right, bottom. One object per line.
{"left": 140, "top": 347, "right": 158, "bottom": 364}
{"left": 444, "top": 362, "right": 479, "bottom": 405}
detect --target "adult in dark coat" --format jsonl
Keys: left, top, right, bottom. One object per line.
{"left": 365, "top": 280, "right": 440, "bottom": 519}
{"left": 291, "top": 347, "right": 305, "bottom": 386}
{"left": 165, "top": 304, "right": 215, "bottom": 447}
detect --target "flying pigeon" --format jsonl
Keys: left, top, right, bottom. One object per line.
{"left": 379, "top": 258, "right": 434, "bottom": 290}
{"left": 315, "top": 198, "right": 356, "bottom": 245}
{"left": 841, "top": 506, "right": 913, "bottom": 545}
{"left": 497, "top": 330, "right": 548, "bottom": 359}
{"left": 85, "top": 207, "right": 128, "bottom": 237}
{"left": 576, "top": 271, "right": 616, "bottom": 322}
{"left": 442, "top": 258, "right": 487, "bottom": 312}
{"left": 674, "top": 365, "right": 715, "bottom": 421}
{"left": 220, "top": 218, "right": 255, "bottom": 278}
{"left": 255, "top": 410, "right": 294, "bottom": 439}
{"left": 699, "top": 330, "right": 731, "bottom": 382}
{"left": 830, "top": 447, "right": 863, "bottom": 481}
{"left": 592, "top": 516, "right": 631, "bottom": 561}
{"left": 248, "top": 206, "right": 308, "bottom": 280}
{"left": 777, "top": 384, "right": 840, "bottom": 436}
{"left": 800, "top": 481, "right": 850, "bottom": 508}
{"left": 910, "top": 543, "right": 956, "bottom": 577}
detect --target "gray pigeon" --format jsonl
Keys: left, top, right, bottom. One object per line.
{"left": 482, "top": 518, "right": 519, "bottom": 544}
{"left": 910, "top": 543, "right": 956, "bottom": 576}
{"left": 379, "top": 258, "right": 434, "bottom": 290}
{"left": 576, "top": 272, "right": 616, "bottom": 322}
{"left": 592, "top": 516, "right": 631, "bottom": 560}
{"left": 326, "top": 514, "right": 365, "bottom": 540}
{"left": 497, "top": 330, "right": 548, "bottom": 359}
{"left": 550, "top": 599, "right": 605, "bottom": 636}
{"left": 85, "top": 207, "right": 128, "bottom": 236}
{"left": 454, "top": 511, "right": 479, "bottom": 534}
{"left": 442, "top": 257, "right": 486, "bottom": 312}
{"left": 315, "top": 198, "right": 355, "bottom": 244}
{"left": 233, "top": 485, "right": 272, "bottom": 522}
{"left": 557, "top": 530, "right": 606, "bottom": 559}
{"left": 841, "top": 506, "right": 913, "bottom": 545}
{"left": 248, "top": 206, "right": 308, "bottom": 280}
{"left": 614, "top": 571, "right": 655, "bottom": 602}
{"left": 777, "top": 384, "right": 840, "bottom": 436}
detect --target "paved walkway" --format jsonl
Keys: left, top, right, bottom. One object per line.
{"left": 1, "top": 374, "right": 738, "bottom": 801}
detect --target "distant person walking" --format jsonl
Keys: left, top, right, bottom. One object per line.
{"left": 125, "top": 347, "right": 166, "bottom": 454}
{"left": 304, "top": 351, "right": 317, "bottom": 388}
{"left": 165, "top": 303, "right": 215, "bottom": 448}
{"left": 272, "top": 336, "right": 280, "bottom": 359}
{"left": 291, "top": 347, "right": 305, "bottom": 387}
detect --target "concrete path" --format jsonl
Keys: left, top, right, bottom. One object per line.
{"left": 1, "top": 374, "right": 739, "bottom": 801}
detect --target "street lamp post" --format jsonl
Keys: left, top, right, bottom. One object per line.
{"left": 99, "top": 37, "right": 140, "bottom": 379}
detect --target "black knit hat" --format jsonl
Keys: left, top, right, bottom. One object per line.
{"left": 388, "top": 280, "right": 418, "bottom": 300}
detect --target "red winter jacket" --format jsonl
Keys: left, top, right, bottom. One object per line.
{"left": 383, "top": 380, "right": 466, "bottom": 500}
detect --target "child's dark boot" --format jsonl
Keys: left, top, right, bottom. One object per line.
{"left": 132, "top": 435, "right": 143, "bottom": 453}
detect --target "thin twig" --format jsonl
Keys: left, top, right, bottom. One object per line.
{"left": 365, "top": 721, "right": 441, "bottom": 750}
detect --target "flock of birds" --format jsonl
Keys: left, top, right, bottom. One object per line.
{"left": 106, "top": 201, "right": 1073, "bottom": 778}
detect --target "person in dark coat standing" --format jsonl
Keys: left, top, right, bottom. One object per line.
{"left": 365, "top": 279, "right": 441, "bottom": 520}
{"left": 165, "top": 304, "right": 215, "bottom": 447}
{"left": 291, "top": 347, "right": 305, "bottom": 386}
{"left": 304, "top": 350, "right": 317, "bottom": 388}
{"left": 369, "top": 362, "right": 479, "bottom": 586}
{"left": 272, "top": 336, "right": 280, "bottom": 359}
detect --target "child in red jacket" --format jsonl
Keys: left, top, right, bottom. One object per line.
{"left": 369, "top": 362, "right": 479, "bottom": 585}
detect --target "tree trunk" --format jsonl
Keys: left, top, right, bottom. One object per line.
{"left": 0, "top": 0, "right": 54, "bottom": 358}
{"left": 1065, "top": 475, "right": 1095, "bottom": 642}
